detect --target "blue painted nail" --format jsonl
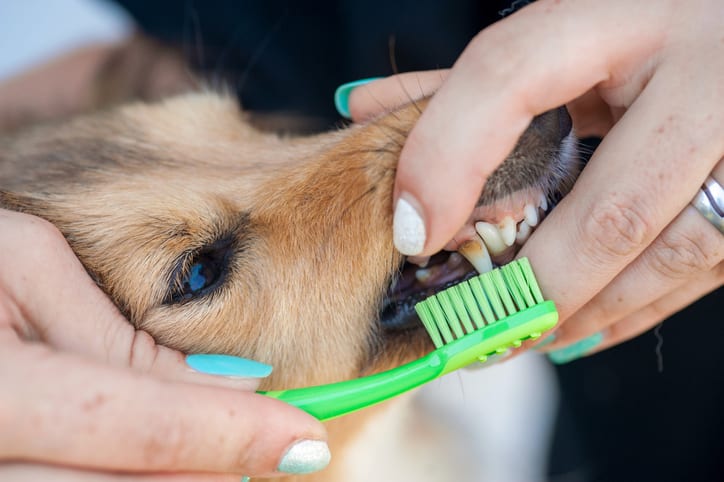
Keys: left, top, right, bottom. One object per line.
{"left": 548, "top": 332, "right": 604, "bottom": 365}
{"left": 334, "top": 77, "right": 384, "bottom": 119}
{"left": 186, "top": 354, "right": 272, "bottom": 378}
{"left": 241, "top": 477, "right": 250, "bottom": 482}
{"left": 534, "top": 334, "right": 556, "bottom": 350}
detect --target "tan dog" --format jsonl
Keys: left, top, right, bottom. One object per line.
{"left": 0, "top": 62, "right": 577, "bottom": 479}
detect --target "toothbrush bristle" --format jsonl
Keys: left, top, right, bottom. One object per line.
{"left": 415, "top": 258, "right": 545, "bottom": 349}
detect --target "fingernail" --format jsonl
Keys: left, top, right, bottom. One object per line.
{"left": 241, "top": 477, "right": 250, "bottom": 482}
{"left": 185, "top": 354, "right": 273, "bottom": 378}
{"left": 534, "top": 334, "right": 556, "bottom": 350}
{"left": 334, "top": 77, "right": 383, "bottom": 118}
{"left": 548, "top": 332, "right": 603, "bottom": 365}
{"left": 393, "top": 196, "right": 426, "bottom": 255}
{"left": 277, "top": 439, "right": 331, "bottom": 475}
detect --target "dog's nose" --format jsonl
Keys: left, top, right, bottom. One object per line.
{"left": 530, "top": 106, "right": 573, "bottom": 145}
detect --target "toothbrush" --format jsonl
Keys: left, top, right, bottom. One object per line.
{"left": 259, "top": 257, "right": 557, "bottom": 421}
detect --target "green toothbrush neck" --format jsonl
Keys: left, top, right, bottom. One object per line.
{"left": 261, "top": 301, "right": 557, "bottom": 421}
{"left": 261, "top": 351, "right": 445, "bottom": 421}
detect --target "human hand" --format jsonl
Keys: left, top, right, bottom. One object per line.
{"left": 336, "top": 0, "right": 724, "bottom": 360}
{"left": 0, "top": 209, "right": 329, "bottom": 480}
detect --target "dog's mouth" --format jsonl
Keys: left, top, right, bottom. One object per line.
{"left": 380, "top": 188, "right": 553, "bottom": 333}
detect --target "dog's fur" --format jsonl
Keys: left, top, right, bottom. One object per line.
{"left": 0, "top": 40, "right": 577, "bottom": 481}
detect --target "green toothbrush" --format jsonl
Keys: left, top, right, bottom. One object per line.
{"left": 260, "top": 257, "right": 557, "bottom": 421}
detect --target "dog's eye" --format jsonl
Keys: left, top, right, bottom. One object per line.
{"left": 168, "top": 244, "right": 231, "bottom": 303}
{"left": 185, "top": 256, "right": 219, "bottom": 293}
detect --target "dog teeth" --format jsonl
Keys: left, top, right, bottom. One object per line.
{"left": 524, "top": 203, "right": 539, "bottom": 227}
{"left": 539, "top": 194, "right": 548, "bottom": 212}
{"left": 446, "top": 252, "right": 464, "bottom": 268}
{"left": 475, "top": 221, "right": 507, "bottom": 255}
{"left": 458, "top": 238, "right": 493, "bottom": 274}
{"left": 408, "top": 255, "right": 430, "bottom": 268}
{"left": 498, "top": 216, "right": 516, "bottom": 247}
{"left": 415, "top": 267, "right": 434, "bottom": 284}
{"left": 516, "top": 220, "right": 532, "bottom": 244}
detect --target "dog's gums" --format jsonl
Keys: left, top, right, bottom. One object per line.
{"left": 0, "top": 92, "right": 579, "bottom": 482}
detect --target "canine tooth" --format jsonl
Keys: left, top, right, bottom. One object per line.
{"left": 475, "top": 221, "right": 507, "bottom": 255}
{"left": 498, "top": 216, "right": 516, "bottom": 247}
{"left": 458, "top": 238, "right": 493, "bottom": 274}
{"left": 516, "top": 220, "right": 532, "bottom": 244}
{"left": 539, "top": 194, "right": 548, "bottom": 212}
{"left": 524, "top": 204, "right": 539, "bottom": 227}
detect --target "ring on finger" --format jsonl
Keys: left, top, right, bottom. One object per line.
{"left": 691, "top": 175, "right": 724, "bottom": 235}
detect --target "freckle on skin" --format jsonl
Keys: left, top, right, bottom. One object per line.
{"left": 81, "top": 393, "right": 106, "bottom": 412}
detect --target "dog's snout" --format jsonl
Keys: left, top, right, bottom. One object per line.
{"left": 530, "top": 106, "right": 572, "bottom": 145}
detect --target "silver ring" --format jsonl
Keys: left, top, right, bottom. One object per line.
{"left": 691, "top": 176, "right": 724, "bottom": 235}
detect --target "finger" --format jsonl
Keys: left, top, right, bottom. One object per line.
{"left": 0, "top": 464, "right": 241, "bottom": 482}
{"left": 519, "top": 41, "right": 724, "bottom": 322}
{"left": 393, "top": 0, "right": 671, "bottom": 255}
{"left": 0, "top": 338, "right": 327, "bottom": 477}
{"left": 346, "top": 70, "right": 448, "bottom": 122}
{"left": 541, "top": 264, "right": 723, "bottom": 354}
{"left": 540, "top": 267, "right": 722, "bottom": 363}
{"left": 0, "top": 210, "right": 261, "bottom": 390}
{"left": 592, "top": 268, "right": 723, "bottom": 355}
{"left": 566, "top": 89, "right": 618, "bottom": 138}
{"left": 539, "top": 199, "right": 724, "bottom": 352}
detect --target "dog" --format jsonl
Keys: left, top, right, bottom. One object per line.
{"left": 0, "top": 42, "right": 578, "bottom": 481}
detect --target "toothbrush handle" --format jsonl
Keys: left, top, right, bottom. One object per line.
{"left": 260, "top": 353, "right": 444, "bottom": 421}
{"left": 261, "top": 302, "right": 558, "bottom": 421}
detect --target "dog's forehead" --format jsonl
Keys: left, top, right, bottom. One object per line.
{"left": 120, "top": 93, "right": 297, "bottom": 169}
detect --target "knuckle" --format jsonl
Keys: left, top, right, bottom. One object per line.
{"left": 141, "top": 416, "right": 189, "bottom": 469}
{"left": 579, "top": 196, "right": 653, "bottom": 263}
{"left": 127, "top": 329, "right": 160, "bottom": 373}
{"left": 24, "top": 216, "right": 68, "bottom": 257}
{"left": 25, "top": 214, "right": 63, "bottom": 242}
{"left": 648, "top": 225, "right": 724, "bottom": 278}
{"left": 714, "top": 260, "right": 724, "bottom": 282}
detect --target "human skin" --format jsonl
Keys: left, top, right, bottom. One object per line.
{"left": 346, "top": 0, "right": 724, "bottom": 354}
{"left": 0, "top": 209, "right": 326, "bottom": 480}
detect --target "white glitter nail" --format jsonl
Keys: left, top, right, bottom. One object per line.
{"left": 393, "top": 197, "right": 426, "bottom": 255}
{"left": 277, "top": 439, "right": 331, "bottom": 475}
